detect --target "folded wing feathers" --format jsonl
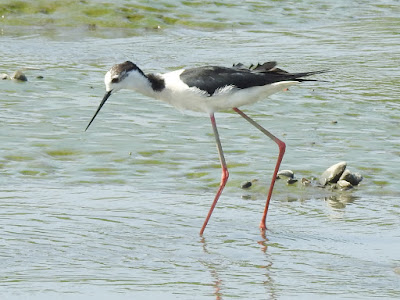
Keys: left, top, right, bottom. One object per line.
{"left": 233, "top": 61, "right": 328, "bottom": 81}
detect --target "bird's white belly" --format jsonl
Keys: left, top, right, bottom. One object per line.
{"left": 156, "top": 88, "right": 211, "bottom": 112}
{"left": 156, "top": 80, "right": 299, "bottom": 113}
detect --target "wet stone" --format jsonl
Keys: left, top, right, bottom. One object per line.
{"left": 11, "top": 70, "right": 28, "bottom": 81}
{"left": 319, "top": 161, "right": 347, "bottom": 186}
{"left": 287, "top": 178, "right": 298, "bottom": 185}
{"left": 241, "top": 179, "right": 258, "bottom": 189}
{"left": 277, "top": 169, "right": 294, "bottom": 179}
{"left": 337, "top": 180, "right": 353, "bottom": 191}
{"left": 339, "top": 169, "right": 363, "bottom": 186}
{"left": 241, "top": 181, "right": 252, "bottom": 189}
{"left": 301, "top": 178, "right": 311, "bottom": 186}
{"left": 1, "top": 73, "right": 9, "bottom": 80}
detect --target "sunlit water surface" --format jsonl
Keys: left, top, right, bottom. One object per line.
{"left": 1, "top": 1, "right": 400, "bottom": 299}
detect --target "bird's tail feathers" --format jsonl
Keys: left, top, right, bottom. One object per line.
{"left": 293, "top": 69, "right": 330, "bottom": 82}
{"left": 233, "top": 62, "right": 329, "bottom": 81}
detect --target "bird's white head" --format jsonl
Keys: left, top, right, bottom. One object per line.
{"left": 86, "top": 61, "right": 145, "bottom": 131}
{"left": 104, "top": 61, "right": 145, "bottom": 92}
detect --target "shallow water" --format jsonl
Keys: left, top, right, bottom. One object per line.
{"left": 1, "top": 1, "right": 400, "bottom": 299}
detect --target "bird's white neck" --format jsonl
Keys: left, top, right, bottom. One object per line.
{"left": 123, "top": 70, "right": 158, "bottom": 98}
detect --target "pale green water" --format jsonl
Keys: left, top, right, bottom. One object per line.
{"left": 1, "top": 1, "right": 400, "bottom": 299}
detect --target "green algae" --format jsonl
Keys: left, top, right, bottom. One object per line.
{"left": 5, "top": 155, "right": 34, "bottom": 161}
{"left": 185, "top": 171, "right": 209, "bottom": 179}
{"left": 85, "top": 167, "right": 119, "bottom": 175}
{"left": 137, "top": 149, "right": 166, "bottom": 157}
{"left": 46, "top": 149, "right": 80, "bottom": 157}
{"left": 0, "top": 0, "right": 232, "bottom": 29}
{"left": 19, "top": 170, "right": 41, "bottom": 176}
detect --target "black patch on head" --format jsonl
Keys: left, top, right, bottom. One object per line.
{"left": 147, "top": 73, "right": 165, "bottom": 92}
{"left": 180, "top": 63, "right": 327, "bottom": 96}
{"left": 109, "top": 61, "right": 144, "bottom": 83}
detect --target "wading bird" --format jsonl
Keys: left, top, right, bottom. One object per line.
{"left": 86, "top": 61, "right": 325, "bottom": 235}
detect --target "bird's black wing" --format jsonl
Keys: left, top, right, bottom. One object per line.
{"left": 180, "top": 66, "right": 270, "bottom": 95}
{"left": 180, "top": 63, "right": 325, "bottom": 96}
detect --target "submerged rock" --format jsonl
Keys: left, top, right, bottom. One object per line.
{"left": 287, "top": 178, "right": 298, "bottom": 185}
{"left": 11, "top": 70, "right": 28, "bottom": 81}
{"left": 241, "top": 181, "right": 252, "bottom": 189}
{"left": 240, "top": 179, "right": 258, "bottom": 189}
{"left": 319, "top": 161, "right": 347, "bottom": 186}
{"left": 339, "top": 169, "right": 363, "bottom": 186}
{"left": 1, "top": 73, "right": 9, "bottom": 80}
{"left": 301, "top": 178, "right": 311, "bottom": 186}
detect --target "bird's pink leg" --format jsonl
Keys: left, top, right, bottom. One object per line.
{"left": 233, "top": 108, "right": 286, "bottom": 232}
{"left": 200, "top": 113, "right": 229, "bottom": 235}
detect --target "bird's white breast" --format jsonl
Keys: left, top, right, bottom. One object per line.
{"left": 155, "top": 69, "right": 210, "bottom": 112}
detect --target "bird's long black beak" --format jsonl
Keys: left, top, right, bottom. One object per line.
{"left": 85, "top": 90, "right": 112, "bottom": 131}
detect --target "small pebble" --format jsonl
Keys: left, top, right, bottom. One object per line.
{"left": 36, "top": 75, "right": 44, "bottom": 79}
{"left": 241, "top": 181, "right": 252, "bottom": 189}
{"left": 241, "top": 194, "right": 253, "bottom": 200}
{"left": 277, "top": 169, "right": 294, "bottom": 179}
{"left": 301, "top": 178, "right": 311, "bottom": 186}
{"left": 11, "top": 70, "right": 27, "bottom": 81}
{"left": 337, "top": 180, "right": 353, "bottom": 190}
{"left": 394, "top": 267, "right": 400, "bottom": 275}
{"left": 241, "top": 179, "right": 258, "bottom": 189}
{"left": 88, "top": 23, "right": 97, "bottom": 31}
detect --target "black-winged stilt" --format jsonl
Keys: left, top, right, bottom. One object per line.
{"left": 86, "top": 61, "right": 325, "bottom": 235}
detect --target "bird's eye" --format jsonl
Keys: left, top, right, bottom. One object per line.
{"left": 111, "top": 77, "right": 119, "bottom": 84}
